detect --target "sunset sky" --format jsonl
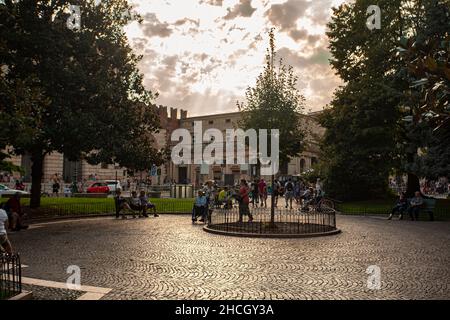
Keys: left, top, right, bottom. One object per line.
{"left": 125, "top": 0, "right": 348, "bottom": 117}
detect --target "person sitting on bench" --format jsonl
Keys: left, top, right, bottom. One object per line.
{"left": 139, "top": 190, "right": 159, "bottom": 218}
{"left": 408, "top": 191, "right": 424, "bottom": 221}
{"left": 129, "top": 191, "right": 142, "bottom": 218}
{"left": 192, "top": 190, "right": 207, "bottom": 223}
{"left": 115, "top": 189, "right": 132, "bottom": 219}
{"left": 388, "top": 192, "right": 408, "bottom": 220}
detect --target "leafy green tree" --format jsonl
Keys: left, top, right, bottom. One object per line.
{"left": 322, "top": 0, "right": 409, "bottom": 200}
{"left": 398, "top": 0, "right": 450, "bottom": 189}
{"left": 0, "top": 0, "right": 162, "bottom": 207}
{"left": 238, "top": 29, "right": 307, "bottom": 221}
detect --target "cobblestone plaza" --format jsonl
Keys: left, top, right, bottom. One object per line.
{"left": 9, "top": 215, "right": 450, "bottom": 300}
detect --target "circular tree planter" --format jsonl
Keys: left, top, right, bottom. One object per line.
{"left": 204, "top": 208, "right": 340, "bottom": 238}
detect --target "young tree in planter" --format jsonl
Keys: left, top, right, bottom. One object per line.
{"left": 0, "top": 0, "right": 162, "bottom": 207}
{"left": 238, "top": 29, "right": 307, "bottom": 222}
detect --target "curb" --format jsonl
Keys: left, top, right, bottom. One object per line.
{"left": 26, "top": 212, "right": 192, "bottom": 224}
{"left": 203, "top": 225, "right": 341, "bottom": 239}
{"left": 8, "top": 290, "right": 33, "bottom": 300}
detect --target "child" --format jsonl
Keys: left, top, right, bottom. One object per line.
{"left": 139, "top": 191, "right": 159, "bottom": 218}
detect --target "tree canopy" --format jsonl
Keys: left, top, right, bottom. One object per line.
{"left": 238, "top": 29, "right": 306, "bottom": 172}
{"left": 0, "top": 0, "right": 162, "bottom": 207}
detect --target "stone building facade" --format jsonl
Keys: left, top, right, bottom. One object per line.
{"left": 4, "top": 108, "right": 323, "bottom": 187}
{"left": 168, "top": 111, "right": 324, "bottom": 187}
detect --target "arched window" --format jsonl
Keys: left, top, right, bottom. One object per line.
{"left": 300, "top": 159, "right": 306, "bottom": 173}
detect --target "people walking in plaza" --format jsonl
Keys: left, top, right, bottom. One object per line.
{"left": 251, "top": 179, "right": 259, "bottom": 208}
{"left": 388, "top": 192, "right": 408, "bottom": 220}
{"left": 139, "top": 190, "right": 159, "bottom": 218}
{"left": 0, "top": 204, "right": 13, "bottom": 254}
{"left": 284, "top": 178, "right": 294, "bottom": 209}
{"left": 193, "top": 190, "right": 207, "bottom": 223}
{"left": 258, "top": 178, "right": 267, "bottom": 208}
{"left": 52, "top": 176, "right": 60, "bottom": 197}
{"left": 408, "top": 191, "right": 424, "bottom": 221}
{"left": 273, "top": 179, "right": 280, "bottom": 207}
{"left": 239, "top": 179, "right": 253, "bottom": 222}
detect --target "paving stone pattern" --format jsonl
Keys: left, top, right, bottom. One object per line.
{"left": 8, "top": 215, "right": 450, "bottom": 300}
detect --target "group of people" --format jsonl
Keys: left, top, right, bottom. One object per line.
{"left": 192, "top": 179, "right": 256, "bottom": 223}
{"left": 191, "top": 177, "right": 327, "bottom": 223}
{"left": 388, "top": 191, "right": 433, "bottom": 221}
{"left": 249, "top": 179, "right": 269, "bottom": 208}
{"left": 115, "top": 189, "right": 159, "bottom": 219}
{"left": 0, "top": 193, "right": 28, "bottom": 255}
{"left": 271, "top": 178, "right": 324, "bottom": 210}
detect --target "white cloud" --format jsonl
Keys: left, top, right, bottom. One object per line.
{"left": 126, "top": 0, "right": 349, "bottom": 116}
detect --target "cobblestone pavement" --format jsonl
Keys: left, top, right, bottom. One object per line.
{"left": 21, "top": 284, "right": 83, "bottom": 300}
{"left": 8, "top": 215, "right": 450, "bottom": 300}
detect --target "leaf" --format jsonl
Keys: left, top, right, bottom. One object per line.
{"left": 424, "top": 56, "right": 438, "bottom": 72}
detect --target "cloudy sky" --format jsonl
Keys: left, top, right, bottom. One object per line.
{"left": 125, "top": 0, "right": 348, "bottom": 117}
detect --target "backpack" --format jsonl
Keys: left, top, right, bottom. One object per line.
{"left": 286, "top": 182, "right": 293, "bottom": 191}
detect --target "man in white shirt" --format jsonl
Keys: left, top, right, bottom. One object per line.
{"left": 0, "top": 206, "right": 13, "bottom": 254}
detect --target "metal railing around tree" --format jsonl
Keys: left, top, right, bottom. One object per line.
{"left": 207, "top": 206, "right": 337, "bottom": 235}
{"left": 0, "top": 253, "right": 22, "bottom": 300}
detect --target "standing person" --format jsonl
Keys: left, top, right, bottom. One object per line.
{"left": 238, "top": 179, "right": 253, "bottom": 222}
{"left": 273, "top": 179, "right": 280, "bottom": 207}
{"left": 258, "top": 179, "right": 267, "bottom": 208}
{"left": 0, "top": 205, "right": 13, "bottom": 254}
{"left": 284, "top": 178, "right": 294, "bottom": 209}
{"left": 202, "top": 181, "right": 215, "bottom": 221}
{"left": 294, "top": 181, "right": 301, "bottom": 204}
{"left": 315, "top": 178, "right": 323, "bottom": 200}
{"left": 52, "top": 177, "right": 60, "bottom": 197}
{"left": 251, "top": 179, "right": 259, "bottom": 208}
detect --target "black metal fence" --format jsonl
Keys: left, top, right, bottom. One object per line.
{"left": 207, "top": 206, "right": 337, "bottom": 235}
{"left": 0, "top": 253, "right": 22, "bottom": 300}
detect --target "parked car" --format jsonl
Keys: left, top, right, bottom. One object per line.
{"left": 105, "top": 180, "right": 121, "bottom": 193}
{"left": 86, "top": 182, "right": 110, "bottom": 194}
{"left": 0, "top": 183, "right": 30, "bottom": 196}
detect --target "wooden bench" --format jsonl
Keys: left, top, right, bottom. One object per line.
{"left": 408, "top": 198, "right": 436, "bottom": 221}
{"left": 114, "top": 196, "right": 144, "bottom": 217}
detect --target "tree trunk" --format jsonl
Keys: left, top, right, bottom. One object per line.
{"left": 406, "top": 173, "right": 421, "bottom": 198}
{"left": 30, "top": 152, "right": 44, "bottom": 208}
{"left": 405, "top": 149, "right": 421, "bottom": 198}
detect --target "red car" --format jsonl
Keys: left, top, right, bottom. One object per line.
{"left": 87, "top": 182, "right": 110, "bottom": 194}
